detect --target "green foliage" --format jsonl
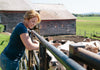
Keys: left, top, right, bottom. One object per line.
{"left": 73, "top": 13, "right": 100, "bottom": 17}
{"left": 92, "top": 34, "right": 96, "bottom": 37}
{"left": 0, "top": 24, "right": 4, "bottom": 32}
{"left": 77, "top": 16, "right": 100, "bottom": 21}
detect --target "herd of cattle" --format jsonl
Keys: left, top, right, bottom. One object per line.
{"left": 45, "top": 37, "right": 100, "bottom": 70}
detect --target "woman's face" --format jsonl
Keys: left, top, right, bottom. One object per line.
{"left": 27, "top": 17, "right": 38, "bottom": 29}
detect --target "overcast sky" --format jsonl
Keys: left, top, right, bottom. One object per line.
{"left": 30, "top": 0, "right": 100, "bottom": 14}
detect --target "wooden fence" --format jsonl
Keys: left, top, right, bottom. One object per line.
{"left": 77, "top": 30, "right": 100, "bottom": 38}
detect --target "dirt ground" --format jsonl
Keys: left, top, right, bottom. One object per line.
{"left": 45, "top": 35, "right": 98, "bottom": 42}
{"left": 1, "top": 32, "right": 99, "bottom": 42}
{"left": 0, "top": 32, "right": 11, "bottom": 35}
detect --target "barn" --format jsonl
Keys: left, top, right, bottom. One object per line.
{"left": 0, "top": 0, "right": 32, "bottom": 32}
{"left": 32, "top": 4, "right": 76, "bottom": 36}
{"left": 0, "top": 0, "right": 76, "bottom": 36}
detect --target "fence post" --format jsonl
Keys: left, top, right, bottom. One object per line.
{"left": 90, "top": 33, "right": 92, "bottom": 37}
{"left": 69, "top": 44, "right": 100, "bottom": 70}
{"left": 84, "top": 31, "right": 86, "bottom": 36}
{"left": 28, "top": 32, "right": 34, "bottom": 70}
{"left": 39, "top": 43, "right": 48, "bottom": 70}
{"left": 79, "top": 30, "right": 81, "bottom": 36}
{"left": 28, "top": 51, "right": 33, "bottom": 70}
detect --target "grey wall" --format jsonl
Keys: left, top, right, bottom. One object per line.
{"left": 0, "top": 12, "right": 25, "bottom": 32}
{"left": 0, "top": 12, "right": 76, "bottom": 36}
{"left": 39, "top": 20, "right": 76, "bottom": 36}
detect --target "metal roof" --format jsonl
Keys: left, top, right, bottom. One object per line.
{"left": 0, "top": 0, "right": 76, "bottom": 20}
{"left": 31, "top": 4, "right": 76, "bottom": 20}
{"left": 0, "top": 0, "right": 32, "bottom": 11}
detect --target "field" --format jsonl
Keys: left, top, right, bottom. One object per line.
{"left": 0, "top": 33, "right": 10, "bottom": 54}
{"left": 76, "top": 17, "right": 100, "bottom": 39}
{"left": 0, "top": 33, "right": 10, "bottom": 70}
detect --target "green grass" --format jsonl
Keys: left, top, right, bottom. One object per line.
{"left": 0, "top": 33, "right": 10, "bottom": 54}
{"left": 76, "top": 17, "right": 100, "bottom": 39}
{"left": 0, "top": 33, "right": 10, "bottom": 70}
{"left": 0, "top": 24, "right": 4, "bottom": 32}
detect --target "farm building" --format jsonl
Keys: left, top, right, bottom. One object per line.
{"left": 0, "top": 0, "right": 31, "bottom": 32}
{"left": 0, "top": 0, "right": 76, "bottom": 36}
{"left": 32, "top": 4, "right": 76, "bottom": 36}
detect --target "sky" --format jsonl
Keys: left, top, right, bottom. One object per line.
{"left": 30, "top": 0, "right": 100, "bottom": 14}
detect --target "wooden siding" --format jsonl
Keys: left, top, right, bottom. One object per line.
{"left": 0, "top": 12, "right": 25, "bottom": 32}
{"left": 39, "top": 20, "right": 76, "bottom": 36}
{"left": 0, "top": 12, "right": 76, "bottom": 35}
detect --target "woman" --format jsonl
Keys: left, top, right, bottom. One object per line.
{"left": 0, "top": 10, "right": 41, "bottom": 70}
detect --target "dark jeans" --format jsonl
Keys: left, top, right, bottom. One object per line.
{"left": 0, "top": 53, "right": 19, "bottom": 70}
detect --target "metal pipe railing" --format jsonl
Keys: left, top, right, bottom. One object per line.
{"left": 69, "top": 44, "right": 100, "bottom": 70}
{"left": 30, "top": 30, "right": 86, "bottom": 70}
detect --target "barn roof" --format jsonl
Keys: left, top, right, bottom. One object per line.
{"left": 0, "top": 0, "right": 32, "bottom": 11}
{"left": 0, "top": 0, "right": 76, "bottom": 20}
{"left": 31, "top": 4, "right": 76, "bottom": 20}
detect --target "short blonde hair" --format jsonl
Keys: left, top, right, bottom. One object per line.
{"left": 24, "top": 10, "right": 41, "bottom": 23}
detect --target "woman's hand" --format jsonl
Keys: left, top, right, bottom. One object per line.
{"left": 20, "top": 33, "right": 39, "bottom": 50}
{"left": 33, "top": 40, "right": 39, "bottom": 48}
